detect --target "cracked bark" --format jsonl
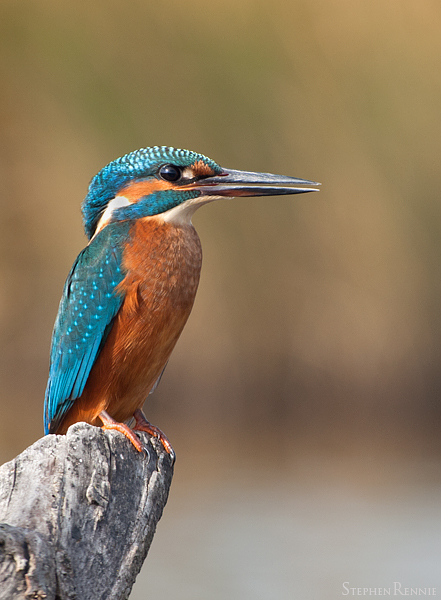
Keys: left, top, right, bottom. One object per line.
{"left": 0, "top": 422, "right": 174, "bottom": 600}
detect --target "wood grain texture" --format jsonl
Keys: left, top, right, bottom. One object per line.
{"left": 0, "top": 423, "right": 174, "bottom": 599}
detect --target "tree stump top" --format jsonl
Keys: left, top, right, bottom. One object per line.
{"left": 0, "top": 422, "right": 174, "bottom": 600}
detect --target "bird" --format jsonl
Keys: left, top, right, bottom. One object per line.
{"left": 44, "top": 146, "right": 319, "bottom": 460}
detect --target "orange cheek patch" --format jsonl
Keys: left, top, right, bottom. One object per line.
{"left": 119, "top": 178, "right": 174, "bottom": 202}
{"left": 191, "top": 160, "right": 217, "bottom": 177}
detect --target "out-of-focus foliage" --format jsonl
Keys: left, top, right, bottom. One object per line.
{"left": 1, "top": 0, "right": 441, "bottom": 462}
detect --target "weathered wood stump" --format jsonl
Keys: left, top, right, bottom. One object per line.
{"left": 0, "top": 422, "right": 174, "bottom": 600}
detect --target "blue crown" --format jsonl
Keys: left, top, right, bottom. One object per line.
{"left": 82, "top": 146, "right": 222, "bottom": 239}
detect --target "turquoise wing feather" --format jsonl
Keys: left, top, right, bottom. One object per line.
{"left": 44, "top": 222, "right": 130, "bottom": 433}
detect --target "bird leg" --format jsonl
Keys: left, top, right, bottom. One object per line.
{"left": 99, "top": 410, "right": 144, "bottom": 453}
{"left": 133, "top": 409, "right": 175, "bottom": 463}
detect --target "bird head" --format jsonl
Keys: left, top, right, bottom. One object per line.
{"left": 82, "top": 146, "right": 319, "bottom": 239}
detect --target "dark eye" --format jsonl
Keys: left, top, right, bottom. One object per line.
{"left": 159, "top": 164, "right": 182, "bottom": 182}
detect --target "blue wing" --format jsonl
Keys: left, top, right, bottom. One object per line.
{"left": 44, "top": 223, "right": 129, "bottom": 434}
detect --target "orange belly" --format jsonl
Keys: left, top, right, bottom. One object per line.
{"left": 57, "top": 216, "right": 202, "bottom": 433}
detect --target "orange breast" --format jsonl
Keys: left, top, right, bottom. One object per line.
{"left": 57, "top": 216, "right": 202, "bottom": 432}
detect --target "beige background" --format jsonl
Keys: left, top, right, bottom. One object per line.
{"left": 1, "top": 1, "right": 440, "bottom": 597}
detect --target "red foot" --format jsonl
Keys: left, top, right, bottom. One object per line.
{"left": 99, "top": 410, "right": 143, "bottom": 452}
{"left": 133, "top": 409, "right": 175, "bottom": 463}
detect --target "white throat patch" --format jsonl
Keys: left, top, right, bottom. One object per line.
{"left": 162, "top": 195, "right": 223, "bottom": 225}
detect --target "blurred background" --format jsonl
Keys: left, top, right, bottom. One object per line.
{"left": 1, "top": 0, "right": 441, "bottom": 597}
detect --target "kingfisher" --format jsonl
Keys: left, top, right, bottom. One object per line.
{"left": 44, "top": 146, "right": 319, "bottom": 460}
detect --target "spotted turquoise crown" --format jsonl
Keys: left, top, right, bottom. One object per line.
{"left": 82, "top": 146, "right": 222, "bottom": 239}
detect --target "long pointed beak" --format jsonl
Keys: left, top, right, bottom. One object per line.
{"left": 191, "top": 168, "right": 320, "bottom": 197}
